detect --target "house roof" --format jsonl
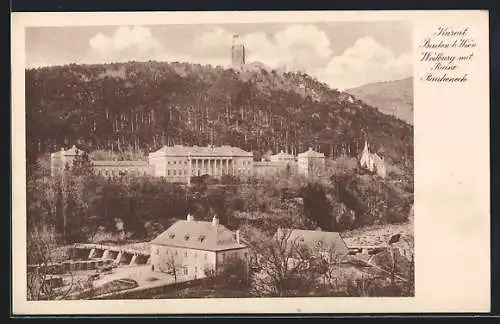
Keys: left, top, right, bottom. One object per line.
{"left": 297, "top": 147, "right": 325, "bottom": 158}
{"left": 276, "top": 228, "right": 349, "bottom": 256}
{"left": 149, "top": 145, "right": 253, "bottom": 158}
{"left": 150, "top": 220, "right": 247, "bottom": 251}
{"left": 270, "top": 150, "right": 295, "bottom": 161}
{"left": 51, "top": 145, "right": 85, "bottom": 157}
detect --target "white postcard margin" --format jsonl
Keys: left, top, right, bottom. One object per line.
{"left": 11, "top": 10, "right": 490, "bottom": 314}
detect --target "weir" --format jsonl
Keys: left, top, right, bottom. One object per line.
{"left": 73, "top": 243, "right": 151, "bottom": 266}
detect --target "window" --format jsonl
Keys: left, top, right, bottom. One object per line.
{"left": 184, "top": 251, "right": 188, "bottom": 258}
{"left": 167, "top": 170, "right": 170, "bottom": 176}
{"left": 183, "top": 267, "right": 188, "bottom": 275}
{"left": 184, "top": 234, "right": 190, "bottom": 240}
{"left": 175, "top": 251, "right": 178, "bottom": 256}
{"left": 174, "top": 161, "right": 177, "bottom": 165}
{"left": 204, "top": 253, "right": 207, "bottom": 261}
{"left": 221, "top": 253, "right": 225, "bottom": 260}
{"left": 199, "top": 235, "right": 205, "bottom": 242}
{"left": 244, "top": 252, "right": 248, "bottom": 258}
{"left": 168, "top": 161, "right": 171, "bottom": 165}
{"left": 173, "top": 170, "right": 177, "bottom": 175}
{"left": 194, "top": 252, "right": 197, "bottom": 258}
{"left": 169, "top": 233, "right": 175, "bottom": 239}
{"left": 184, "top": 170, "right": 187, "bottom": 175}
{"left": 184, "top": 161, "right": 188, "bottom": 165}
{"left": 166, "top": 250, "right": 169, "bottom": 255}
{"left": 156, "top": 248, "right": 159, "bottom": 255}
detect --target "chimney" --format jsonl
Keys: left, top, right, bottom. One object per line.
{"left": 236, "top": 230, "right": 240, "bottom": 244}
{"left": 212, "top": 216, "right": 219, "bottom": 227}
{"left": 187, "top": 213, "right": 194, "bottom": 222}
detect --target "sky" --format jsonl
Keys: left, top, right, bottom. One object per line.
{"left": 25, "top": 22, "right": 412, "bottom": 90}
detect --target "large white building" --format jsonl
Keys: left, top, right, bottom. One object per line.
{"left": 148, "top": 145, "right": 254, "bottom": 183}
{"left": 150, "top": 214, "right": 249, "bottom": 280}
{"left": 50, "top": 145, "right": 328, "bottom": 181}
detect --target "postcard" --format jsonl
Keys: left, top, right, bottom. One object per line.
{"left": 11, "top": 10, "right": 490, "bottom": 314}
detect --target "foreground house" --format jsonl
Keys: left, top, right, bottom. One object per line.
{"left": 150, "top": 214, "right": 249, "bottom": 280}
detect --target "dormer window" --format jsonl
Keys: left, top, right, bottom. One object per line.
{"left": 199, "top": 235, "right": 206, "bottom": 242}
{"left": 184, "top": 234, "right": 190, "bottom": 240}
{"left": 169, "top": 233, "right": 175, "bottom": 239}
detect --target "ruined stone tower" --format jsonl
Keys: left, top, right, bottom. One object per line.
{"left": 231, "top": 34, "right": 245, "bottom": 70}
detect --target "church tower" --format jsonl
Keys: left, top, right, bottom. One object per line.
{"left": 231, "top": 34, "right": 246, "bottom": 70}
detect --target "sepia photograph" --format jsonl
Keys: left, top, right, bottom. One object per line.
{"left": 12, "top": 10, "right": 490, "bottom": 314}
{"left": 24, "top": 20, "right": 415, "bottom": 301}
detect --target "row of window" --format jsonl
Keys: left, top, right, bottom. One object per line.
{"left": 165, "top": 168, "right": 252, "bottom": 177}
{"left": 165, "top": 160, "right": 253, "bottom": 166}
{"left": 156, "top": 248, "right": 209, "bottom": 261}
{"left": 97, "top": 170, "right": 148, "bottom": 176}
{"left": 167, "top": 160, "right": 188, "bottom": 165}
{"left": 167, "top": 169, "right": 188, "bottom": 176}
{"left": 155, "top": 248, "right": 248, "bottom": 260}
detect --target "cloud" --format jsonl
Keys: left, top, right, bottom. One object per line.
{"left": 82, "top": 26, "right": 411, "bottom": 90}
{"left": 244, "top": 25, "right": 332, "bottom": 71}
{"left": 323, "top": 37, "right": 412, "bottom": 90}
{"left": 89, "top": 26, "right": 162, "bottom": 61}
{"left": 188, "top": 24, "right": 332, "bottom": 71}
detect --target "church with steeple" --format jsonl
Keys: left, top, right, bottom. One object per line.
{"left": 359, "top": 141, "right": 387, "bottom": 178}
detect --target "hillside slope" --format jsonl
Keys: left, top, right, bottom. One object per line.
{"left": 25, "top": 61, "right": 413, "bottom": 172}
{"left": 346, "top": 77, "right": 413, "bottom": 125}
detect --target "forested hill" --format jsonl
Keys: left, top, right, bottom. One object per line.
{"left": 346, "top": 77, "right": 413, "bottom": 125}
{"left": 25, "top": 61, "right": 413, "bottom": 169}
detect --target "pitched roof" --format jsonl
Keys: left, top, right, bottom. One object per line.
{"left": 151, "top": 220, "right": 247, "bottom": 251}
{"left": 276, "top": 228, "right": 349, "bottom": 256}
{"left": 270, "top": 150, "right": 295, "bottom": 161}
{"left": 51, "top": 145, "right": 85, "bottom": 157}
{"left": 297, "top": 147, "right": 325, "bottom": 158}
{"left": 149, "top": 145, "right": 253, "bottom": 158}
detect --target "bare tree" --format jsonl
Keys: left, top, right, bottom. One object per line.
{"left": 250, "top": 228, "right": 317, "bottom": 297}
{"left": 27, "top": 224, "right": 75, "bottom": 300}
{"left": 309, "top": 243, "right": 346, "bottom": 292}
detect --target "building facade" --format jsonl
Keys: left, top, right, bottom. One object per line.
{"left": 148, "top": 145, "right": 253, "bottom": 183}
{"left": 50, "top": 145, "right": 85, "bottom": 176}
{"left": 297, "top": 147, "right": 326, "bottom": 177}
{"left": 50, "top": 145, "right": 329, "bottom": 181}
{"left": 92, "top": 160, "right": 153, "bottom": 178}
{"left": 150, "top": 214, "right": 249, "bottom": 280}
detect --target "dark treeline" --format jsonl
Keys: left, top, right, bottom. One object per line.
{"left": 26, "top": 61, "right": 413, "bottom": 171}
